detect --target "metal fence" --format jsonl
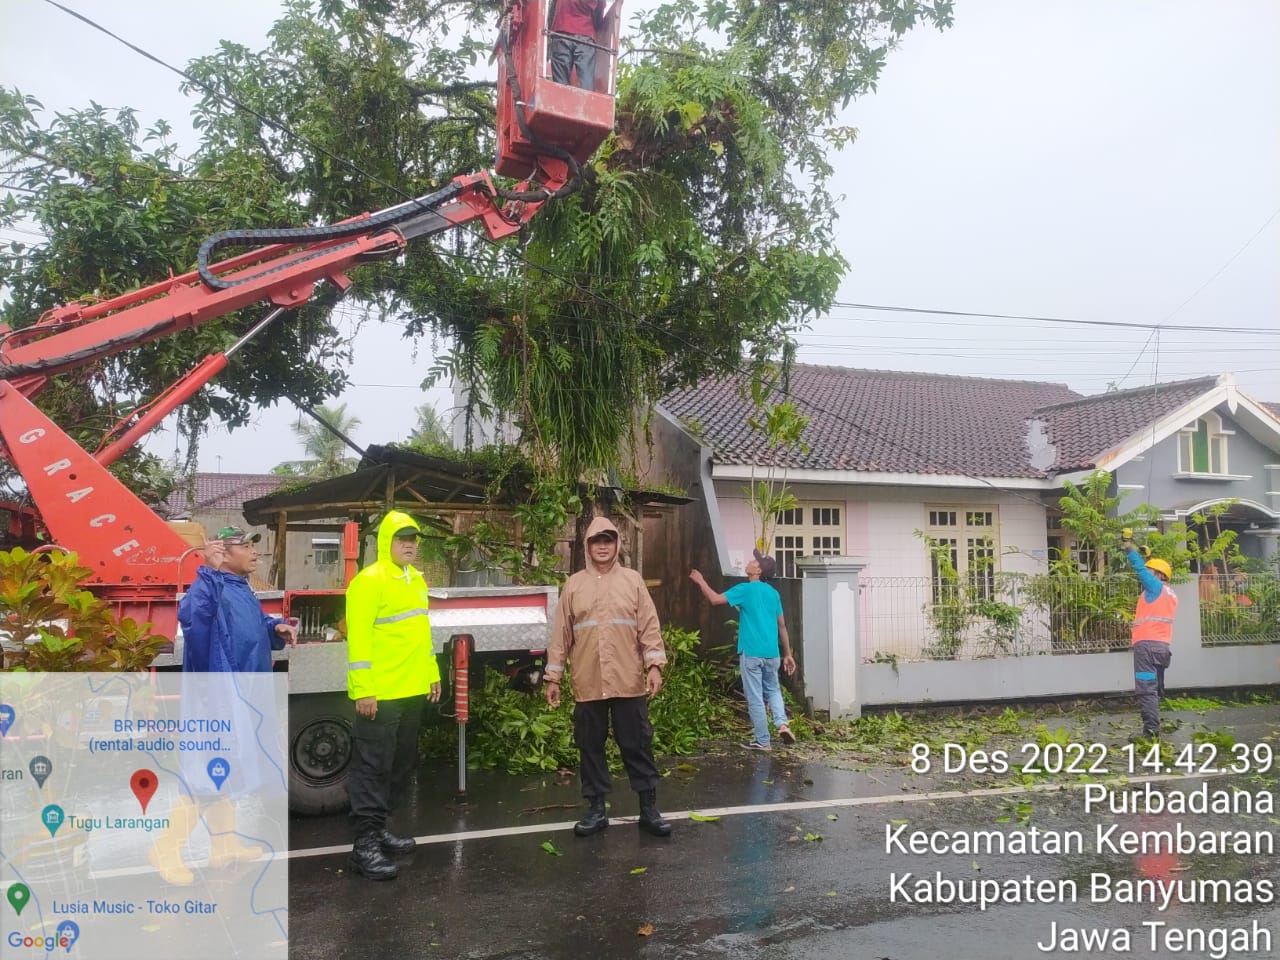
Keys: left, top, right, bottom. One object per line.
{"left": 860, "top": 574, "right": 1141, "bottom": 662}
{"left": 1199, "top": 574, "right": 1280, "bottom": 647}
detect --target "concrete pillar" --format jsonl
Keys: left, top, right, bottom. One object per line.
{"left": 798, "top": 556, "right": 867, "bottom": 719}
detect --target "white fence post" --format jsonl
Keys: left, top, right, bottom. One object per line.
{"left": 798, "top": 556, "right": 867, "bottom": 719}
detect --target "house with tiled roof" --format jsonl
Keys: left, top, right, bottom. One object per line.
{"left": 653, "top": 367, "right": 1280, "bottom": 590}
{"left": 161, "top": 473, "right": 346, "bottom": 590}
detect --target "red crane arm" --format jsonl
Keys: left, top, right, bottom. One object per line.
{"left": 0, "top": 174, "right": 522, "bottom": 385}
{"left": 0, "top": 171, "right": 548, "bottom": 627}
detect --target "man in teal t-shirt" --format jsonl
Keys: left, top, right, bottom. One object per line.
{"left": 690, "top": 549, "right": 796, "bottom": 749}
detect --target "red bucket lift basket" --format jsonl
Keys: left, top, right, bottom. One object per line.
{"left": 495, "top": 0, "right": 622, "bottom": 182}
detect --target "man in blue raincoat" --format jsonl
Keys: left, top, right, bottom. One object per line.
{"left": 151, "top": 526, "right": 296, "bottom": 884}
{"left": 179, "top": 526, "right": 296, "bottom": 671}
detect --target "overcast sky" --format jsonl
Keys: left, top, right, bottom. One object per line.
{"left": 3, "top": 0, "right": 1277, "bottom": 473}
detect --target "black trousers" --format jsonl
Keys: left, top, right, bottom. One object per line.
{"left": 348, "top": 695, "right": 425, "bottom": 837}
{"left": 1133, "top": 640, "right": 1172, "bottom": 736}
{"left": 574, "top": 695, "right": 659, "bottom": 798}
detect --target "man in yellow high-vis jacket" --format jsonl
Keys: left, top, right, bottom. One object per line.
{"left": 345, "top": 511, "right": 441, "bottom": 880}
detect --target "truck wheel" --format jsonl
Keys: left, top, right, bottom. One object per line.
{"left": 289, "top": 693, "right": 353, "bottom": 816}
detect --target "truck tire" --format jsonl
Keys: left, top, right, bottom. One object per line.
{"left": 289, "top": 692, "right": 353, "bottom": 816}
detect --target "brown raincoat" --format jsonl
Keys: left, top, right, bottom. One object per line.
{"left": 546, "top": 516, "right": 666, "bottom": 700}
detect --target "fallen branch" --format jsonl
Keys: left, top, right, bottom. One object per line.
{"left": 520, "top": 802, "right": 581, "bottom": 816}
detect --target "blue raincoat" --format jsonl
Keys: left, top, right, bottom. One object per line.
{"left": 179, "top": 566, "right": 284, "bottom": 672}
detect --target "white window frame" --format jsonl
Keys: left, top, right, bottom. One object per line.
{"left": 1177, "top": 413, "right": 1231, "bottom": 476}
{"left": 925, "top": 505, "right": 999, "bottom": 600}
{"left": 311, "top": 538, "right": 340, "bottom": 566}
{"left": 772, "top": 501, "right": 844, "bottom": 578}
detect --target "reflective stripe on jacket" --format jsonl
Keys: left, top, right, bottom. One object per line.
{"left": 546, "top": 515, "right": 665, "bottom": 700}
{"left": 1132, "top": 585, "right": 1177, "bottom": 644}
{"left": 345, "top": 510, "right": 441, "bottom": 700}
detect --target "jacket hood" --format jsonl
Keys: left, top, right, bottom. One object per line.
{"left": 376, "top": 510, "right": 421, "bottom": 565}
{"left": 583, "top": 515, "right": 620, "bottom": 545}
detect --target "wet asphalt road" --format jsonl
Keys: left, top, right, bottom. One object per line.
{"left": 288, "top": 705, "right": 1280, "bottom": 959}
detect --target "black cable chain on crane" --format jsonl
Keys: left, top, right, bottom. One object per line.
{"left": 197, "top": 1, "right": 601, "bottom": 290}
{"left": 196, "top": 182, "right": 466, "bottom": 291}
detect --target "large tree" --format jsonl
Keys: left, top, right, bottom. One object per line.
{"left": 1, "top": 0, "right": 952, "bottom": 491}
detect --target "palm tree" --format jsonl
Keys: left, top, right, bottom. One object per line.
{"left": 279, "top": 403, "right": 362, "bottom": 479}
{"left": 409, "top": 403, "right": 451, "bottom": 451}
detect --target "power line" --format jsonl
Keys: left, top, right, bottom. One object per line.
{"left": 1116, "top": 203, "right": 1280, "bottom": 388}
{"left": 39, "top": 0, "right": 426, "bottom": 211}
{"left": 825, "top": 300, "right": 1280, "bottom": 336}
{"left": 33, "top": 0, "right": 1260, "bottom": 509}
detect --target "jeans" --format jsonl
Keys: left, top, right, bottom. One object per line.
{"left": 550, "top": 34, "right": 598, "bottom": 89}
{"left": 741, "top": 655, "right": 788, "bottom": 746}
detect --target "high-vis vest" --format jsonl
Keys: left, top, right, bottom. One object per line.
{"left": 1132, "top": 586, "right": 1177, "bottom": 644}
{"left": 345, "top": 511, "right": 441, "bottom": 700}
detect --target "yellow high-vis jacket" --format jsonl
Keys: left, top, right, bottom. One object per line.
{"left": 345, "top": 511, "right": 441, "bottom": 701}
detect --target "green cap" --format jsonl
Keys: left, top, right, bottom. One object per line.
{"left": 215, "top": 526, "right": 262, "bottom": 545}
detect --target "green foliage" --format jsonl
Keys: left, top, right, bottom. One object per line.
{"left": 744, "top": 363, "right": 810, "bottom": 551}
{"left": 1191, "top": 728, "right": 1236, "bottom": 751}
{"left": 407, "top": 403, "right": 450, "bottom": 452}
{"left": 919, "top": 533, "right": 970, "bottom": 660}
{"left": 914, "top": 531, "right": 1023, "bottom": 658}
{"left": 0, "top": 548, "right": 169, "bottom": 670}
{"left": 434, "top": 470, "right": 580, "bottom": 585}
{"left": 648, "top": 627, "right": 735, "bottom": 755}
{"left": 1200, "top": 572, "right": 1280, "bottom": 645}
{"left": 3, "top": 0, "right": 951, "bottom": 505}
{"left": 1022, "top": 572, "right": 1131, "bottom": 653}
{"left": 1050, "top": 470, "right": 1240, "bottom": 579}
{"left": 422, "top": 625, "right": 733, "bottom": 773}
{"left": 0, "top": 89, "right": 342, "bottom": 492}
{"left": 1027, "top": 470, "right": 1248, "bottom": 652}
{"left": 1161, "top": 696, "right": 1224, "bottom": 711}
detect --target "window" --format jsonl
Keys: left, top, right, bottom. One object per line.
{"left": 772, "top": 502, "right": 844, "bottom": 578}
{"left": 926, "top": 506, "right": 999, "bottom": 600}
{"left": 1178, "top": 414, "right": 1229, "bottom": 475}
{"left": 312, "top": 539, "right": 340, "bottom": 566}
{"left": 1046, "top": 518, "right": 1096, "bottom": 574}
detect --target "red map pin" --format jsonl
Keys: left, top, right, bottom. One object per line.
{"left": 130, "top": 769, "right": 159, "bottom": 814}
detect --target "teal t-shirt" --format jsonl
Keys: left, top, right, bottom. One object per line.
{"left": 724, "top": 580, "right": 784, "bottom": 658}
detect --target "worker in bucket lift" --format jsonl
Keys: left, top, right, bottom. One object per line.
{"left": 549, "top": 0, "right": 605, "bottom": 89}
{"left": 344, "top": 511, "right": 442, "bottom": 880}
{"left": 1122, "top": 528, "right": 1177, "bottom": 741}
{"left": 545, "top": 516, "right": 672, "bottom": 838}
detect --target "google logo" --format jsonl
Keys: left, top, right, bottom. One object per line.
{"left": 6, "top": 931, "right": 73, "bottom": 952}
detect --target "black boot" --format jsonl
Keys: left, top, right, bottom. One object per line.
{"left": 638, "top": 789, "right": 672, "bottom": 837}
{"left": 350, "top": 833, "right": 398, "bottom": 880}
{"left": 379, "top": 829, "right": 416, "bottom": 857}
{"left": 573, "top": 797, "right": 609, "bottom": 837}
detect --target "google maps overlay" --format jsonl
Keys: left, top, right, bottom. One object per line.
{"left": 0, "top": 673, "right": 287, "bottom": 959}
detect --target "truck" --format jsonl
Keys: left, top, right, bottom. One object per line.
{"left": 0, "top": 0, "right": 622, "bottom": 815}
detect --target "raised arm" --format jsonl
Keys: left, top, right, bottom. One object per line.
{"left": 1123, "top": 542, "right": 1163, "bottom": 602}
{"left": 689, "top": 568, "right": 729, "bottom": 605}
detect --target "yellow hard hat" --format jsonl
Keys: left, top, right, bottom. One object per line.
{"left": 1145, "top": 558, "right": 1172, "bottom": 581}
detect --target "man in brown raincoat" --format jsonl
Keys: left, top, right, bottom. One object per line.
{"left": 544, "top": 516, "right": 671, "bottom": 837}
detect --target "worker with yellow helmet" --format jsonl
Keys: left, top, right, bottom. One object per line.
{"left": 1122, "top": 528, "right": 1177, "bottom": 741}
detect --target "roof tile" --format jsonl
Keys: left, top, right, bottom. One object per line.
{"left": 1031, "top": 376, "right": 1220, "bottom": 471}
{"left": 662, "top": 365, "right": 1081, "bottom": 478}
{"left": 161, "top": 473, "right": 288, "bottom": 517}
